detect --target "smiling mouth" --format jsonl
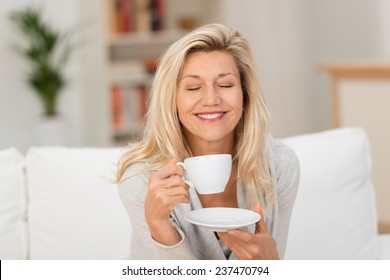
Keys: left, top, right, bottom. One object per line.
{"left": 196, "top": 112, "right": 225, "bottom": 120}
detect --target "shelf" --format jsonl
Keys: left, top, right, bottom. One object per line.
{"left": 318, "top": 63, "right": 390, "bottom": 78}
{"left": 113, "top": 122, "right": 144, "bottom": 135}
{"left": 108, "top": 61, "right": 152, "bottom": 86}
{"left": 107, "top": 29, "right": 186, "bottom": 47}
{"left": 108, "top": 30, "right": 186, "bottom": 61}
{"left": 113, "top": 125, "right": 144, "bottom": 144}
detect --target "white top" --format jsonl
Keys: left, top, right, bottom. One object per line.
{"left": 118, "top": 139, "right": 300, "bottom": 259}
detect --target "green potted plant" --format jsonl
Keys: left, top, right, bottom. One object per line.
{"left": 9, "top": 6, "right": 74, "bottom": 144}
{"left": 10, "top": 6, "right": 73, "bottom": 117}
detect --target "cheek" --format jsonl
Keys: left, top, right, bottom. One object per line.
{"left": 232, "top": 92, "right": 244, "bottom": 115}
{"left": 232, "top": 93, "right": 244, "bottom": 125}
{"left": 176, "top": 95, "right": 191, "bottom": 122}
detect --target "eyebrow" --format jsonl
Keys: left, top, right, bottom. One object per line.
{"left": 180, "top": 72, "right": 237, "bottom": 81}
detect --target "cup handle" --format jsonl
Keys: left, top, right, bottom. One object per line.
{"left": 176, "top": 162, "right": 193, "bottom": 187}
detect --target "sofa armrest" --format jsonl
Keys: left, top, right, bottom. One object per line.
{"left": 283, "top": 127, "right": 378, "bottom": 259}
{"left": 379, "top": 234, "right": 390, "bottom": 260}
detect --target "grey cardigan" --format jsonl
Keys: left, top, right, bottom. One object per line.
{"left": 118, "top": 139, "right": 300, "bottom": 259}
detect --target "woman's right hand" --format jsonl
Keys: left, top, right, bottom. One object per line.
{"left": 144, "top": 158, "right": 190, "bottom": 245}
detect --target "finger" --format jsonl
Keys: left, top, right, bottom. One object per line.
{"left": 160, "top": 175, "right": 188, "bottom": 190}
{"left": 149, "top": 177, "right": 189, "bottom": 199}
{"left": 151, "top": 158, "right": 184, "bottom": 181}
{"left": 216, "top": 231, "right": 229, "bottom": 241}
{"left": 169, "top": 157, "right": 185, "bottom": 177}
{"left": 227, "top": 229, "right": 253, "bottom": 243}
{"left": 151, "top": 188, "right": 190, "bottom": 208}
{"left": 167, "top": 194, "right": 191, "bottom": 205}
{"left": 218, "top": 231, "right": 253, "bottom": 259}
{"left": 220, "top": 230, "right": 251, "bottom": 249}
{"left": 165, "top": 184, "right": 190, "bottom": 198}
{"left": 254, "top": 203, "right": 269, "bottom": 234}
{"left": 217, "top": 232, "right": 236, "bottom": 250}
{"left": 172, "top": 157, "right": 185, "bottom": 177}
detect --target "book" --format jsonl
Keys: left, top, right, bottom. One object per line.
{"left": 111, "top": 84, "right": 124, "bottom": 129}
{"left": 106, "top": 0, "right": 166, "bottom": 35}
{"left": 105, "top": 0, "right": 119, "bottom": 33}
{"left": 118, "top": 0, "right": 133, "bottom": 33}
{"left": 135, "top": 0, "right": 152, "bottom": 33}
{"left": 150, "top": 0, "right": 165, "bottom": 31}
{"left": 111, "top": 83, "right": 149, "bottom": 134}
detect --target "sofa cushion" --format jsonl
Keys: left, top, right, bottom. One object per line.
{"left": 26, "top": 147, "right": 130, "bottom": 259}
{"left": 282, "top": 127, "right": 378, "bottom": 259}
{"left": 0, "top": 148, "right": 28, "bottom": 259}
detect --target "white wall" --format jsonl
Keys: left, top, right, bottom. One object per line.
{"left": 308, "top": 0, "right": 384, "bottom": 133}
{"left": 222, "top": 0, "right": 315, "bottom": 138}
{"left": 379, "top": 0, "right": 390, "bottom": 59}
{"left": 222, "top": 0, "right": 387, "bottom": 138}
{"left": 0, "top": 0, "right": 88, "bottom": 153}
{"left": 77, "top": 0, "right": 111, "bottom": 147}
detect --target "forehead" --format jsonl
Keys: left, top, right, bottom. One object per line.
{"left": 180, "top": 51, "right": 239, "bottom": 77}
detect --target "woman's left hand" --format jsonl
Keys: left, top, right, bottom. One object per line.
{"left": 217, "top": 203, "right": 280, "bottom": 260}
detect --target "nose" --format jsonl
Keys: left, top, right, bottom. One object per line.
{"left": 201, "top": 85, "right": 220, "bottom": 106}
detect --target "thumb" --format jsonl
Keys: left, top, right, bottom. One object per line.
{"left": 254, "top": 202, "right": 268, "bottom": 234}
{"left": 171, "top": 157, "right": 185, "bottom": 178}
{"left": 171, "top": 157, "right": 181, "bottom": 164}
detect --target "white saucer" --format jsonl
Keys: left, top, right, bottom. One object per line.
{"left": 185, "top": 207, "right": 261, "bottom": 232}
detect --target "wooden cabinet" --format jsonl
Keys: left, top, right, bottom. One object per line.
{"left": 320, "top": 64, "right": 390, "bottom": 232}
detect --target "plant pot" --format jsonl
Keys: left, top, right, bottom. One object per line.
{"left": 34, "top": 116, "right": 67, "bottom": 146}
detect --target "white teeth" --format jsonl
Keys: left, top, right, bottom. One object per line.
{"left": 197, "top": 113, "right": 224, "bottom": 119}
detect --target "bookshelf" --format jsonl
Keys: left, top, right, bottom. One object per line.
{"left": 103, "top": 0, "right": 224, "bottom": 145}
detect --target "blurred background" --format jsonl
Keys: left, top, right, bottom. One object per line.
{"left": 0, "top": 0, "right": 389, "bottom": 152}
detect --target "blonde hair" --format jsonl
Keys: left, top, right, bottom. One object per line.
{"left": 116, "top": 23, "right": 275, "bottom": 217}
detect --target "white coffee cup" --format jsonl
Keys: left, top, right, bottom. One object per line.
{"left": 176, "top": 154, "right": 232, "bottom": 194}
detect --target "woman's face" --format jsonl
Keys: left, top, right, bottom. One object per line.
{"left": 176, "top": 51, "right": 243, "bottom": 151}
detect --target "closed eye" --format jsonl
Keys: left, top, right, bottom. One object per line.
{"left": 219, "top": 84, "right": 233, "bottom": 88}
{"left": 187, "top": 87, "right": 201, "bottom": 91}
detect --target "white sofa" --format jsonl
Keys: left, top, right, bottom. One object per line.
{"left": 1, "top": 127, "right": 389, "bottom": 260}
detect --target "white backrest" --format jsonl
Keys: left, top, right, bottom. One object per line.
{"left": 0, "top": 148, "right": 28, "bottom": 259}
{"left": 282, "top": 127, "right": 378, "bottom": 259}
{"left": 26, "top": 147, "right": 131, "bottom": 259}
{"left": 1, "top": 127, "right": 379, "bottom": 260}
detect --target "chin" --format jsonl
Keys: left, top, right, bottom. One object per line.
{"left": 199, "top": 133, "right": 232, "bottom": 143}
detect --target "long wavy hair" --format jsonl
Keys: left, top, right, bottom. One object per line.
{"left": 116, "top": 23, "right": 275, "bottom": 217}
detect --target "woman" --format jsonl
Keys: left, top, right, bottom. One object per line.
{"left": 116, "top": 23, "right": 299, "bottom": 260}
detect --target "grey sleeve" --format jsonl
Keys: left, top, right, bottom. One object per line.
{"left": 117, "top": 166, "right": 197, "bottom": 259}
{"left": 272, "top": 141, "right": 300, "bottom": 258}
